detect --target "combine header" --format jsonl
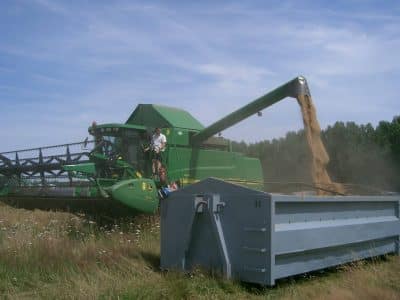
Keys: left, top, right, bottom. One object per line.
{"left": 0, "top": 141, "right": 93, "bottom": 186}
{"left": 1, "top": 76, "right": 319, "bottom": 214}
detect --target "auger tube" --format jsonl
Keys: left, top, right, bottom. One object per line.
{"left": 191, "top": 76, "right": 310, "bottom": 145}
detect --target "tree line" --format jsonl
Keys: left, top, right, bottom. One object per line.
{"left": 232, "top": 116, "right": 400, "bottom": 193}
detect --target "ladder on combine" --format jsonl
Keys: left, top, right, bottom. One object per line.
{"left": 0, "top": 141, "right": 94, "bottom": 186}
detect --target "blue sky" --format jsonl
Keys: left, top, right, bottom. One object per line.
{"left": 0, "top": 0, "right": 399, "bottom": 151}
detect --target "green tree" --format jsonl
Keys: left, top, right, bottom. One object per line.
{"left": 231, "top": 116, "right": 400, "bottom": 193}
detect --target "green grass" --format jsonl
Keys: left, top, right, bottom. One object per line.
{"left": 0, "top": 203, "right": 399, "bottom": 299}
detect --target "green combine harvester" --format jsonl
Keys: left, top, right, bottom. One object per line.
{"left": 0, "top": 76, "right": 310, "bottom": 215}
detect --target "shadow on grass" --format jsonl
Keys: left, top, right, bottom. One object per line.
{"left": 136, "top": 250, "right": 394, "bottom": 296}
{"left": 0, "top": 197, "right": 144, "bottom": 220}
{"left": 239, "top": 254, "right": 393, "bottom": 294}
{"left": 140, "top": 251, "right": 160, "bottom": 271}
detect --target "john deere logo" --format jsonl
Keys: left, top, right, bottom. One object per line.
{"left": 141, "top": 182, "right": 153, "bottom": 192}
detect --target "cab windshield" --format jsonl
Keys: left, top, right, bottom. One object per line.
{"left": 93, "top": 128, "right": 149, "bottom": 172}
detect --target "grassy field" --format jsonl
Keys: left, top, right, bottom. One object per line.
{"left": 0, "top": 203, "right": 399, "bottom": 299}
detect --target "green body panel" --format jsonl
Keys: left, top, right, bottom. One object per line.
{"left": 164, "top": 146, "right": 263, "bottom": 189}
{"left": 163, "top": 128, "right": 190, "bottom": 146}
{"left": 64, "top": 163, "right": 96, "bottom": 175}
{"left": 126, "top": 104, "right": 204, "bottom": 130}
{"left": 110, "top": 178, "right": 159, "bottom": 213}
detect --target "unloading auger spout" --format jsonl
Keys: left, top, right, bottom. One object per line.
{"left": 191, "top": 76, "right": 310, "bottom": 145}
